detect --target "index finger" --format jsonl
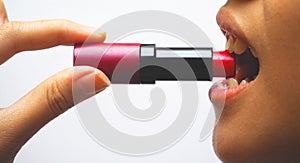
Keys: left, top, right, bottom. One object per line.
{"left": 0, "top": 19, "right": 106, "bottom": 65}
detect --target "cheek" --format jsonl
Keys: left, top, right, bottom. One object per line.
{"left": 263, "top": 0, "right": 300, "bottom": 53}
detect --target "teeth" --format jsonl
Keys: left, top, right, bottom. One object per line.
{"left": 226, "top": 36, "right": 248, "bottom": 55}
{"left": 244, "top": 78, "right": 250, "bottom": 82}
{"left": 240, "top": 80, "right": 248, "bottom": 85}
{"left": 226, "top": 36, "right": 235, "bottom": 53}
{"left": 226, "top": 78, "right": 250, "bottom": 88}
{"left": 226, "top": 78, "right": 239, "bottom": 88}
{"left": 233, "top": 38, "right": 248, "bottom": 54}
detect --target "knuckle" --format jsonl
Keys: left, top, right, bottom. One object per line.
{"left": 46, "top": 79, "right": 73, "bottom": 117}
{"left": 0, "top": 22, "right": 21, "bottom": 53}
{"left": 1, "top": 21, "right": 21, "bottom": 32}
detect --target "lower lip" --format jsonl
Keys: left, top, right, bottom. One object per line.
{"left": 209, "top": 79, "right": 250, "bottom": 105}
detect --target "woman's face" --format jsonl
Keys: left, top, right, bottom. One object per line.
{"left": 210, "top": 0, "right": 300, "bottom": 162}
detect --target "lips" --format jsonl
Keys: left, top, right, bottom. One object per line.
{"left": 209, "top": 7, "right": 260, "bottom": 106}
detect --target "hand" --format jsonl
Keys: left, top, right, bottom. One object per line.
{"left": 0, "top": 1, "right": 110, "bottom": 162}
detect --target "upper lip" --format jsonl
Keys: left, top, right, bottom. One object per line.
{"left": 216, "top": 7, "right": 250, "bottom": 50}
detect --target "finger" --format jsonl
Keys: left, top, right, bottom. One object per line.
{"left": 0, "top": 0, "right": 8, "bottom": 24}
{"left": 0, "top": 19, "right": 106, "bottom": 64}
{"left": 4, "top": 66, "right": 110, "bottom": 146}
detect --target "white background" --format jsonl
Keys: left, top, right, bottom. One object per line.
{"left": 1, "top": 0, "right": 226, "bottom": 162}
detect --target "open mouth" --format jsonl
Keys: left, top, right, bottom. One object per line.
{"left": 209, "top": 28, "right": 260, "bottom": 102}
{"left": 208, "top": 6, "right": 262, "bottom": 104}
{"left": 222, "top": 28, "right": 259, "bottom": 88}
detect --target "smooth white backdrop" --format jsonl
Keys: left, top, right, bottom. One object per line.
{"left": 1, "top": 0, "right": 226, "bottom": 162}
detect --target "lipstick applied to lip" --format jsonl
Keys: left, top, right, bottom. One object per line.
{"left": 73, "top": 43, "right": 235, "bottom": 84}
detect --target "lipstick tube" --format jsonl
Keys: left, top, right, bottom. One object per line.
{"left": 73, "top": 43, "right": 235, "bottom": 84}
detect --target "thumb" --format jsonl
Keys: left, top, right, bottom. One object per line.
{"left": 3, "top": 66, "right": 110, "bottom": 148}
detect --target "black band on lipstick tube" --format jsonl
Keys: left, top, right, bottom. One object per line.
{"left": 139, "top": 44, "right": 212, "bottom": 84}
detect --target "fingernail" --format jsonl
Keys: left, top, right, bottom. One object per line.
{"left": 84, "top": 26, "right": 105, "bottom": 35}
{"left": 73, "top": 66, "right": 110, "bottom": 103}
{"left": 94, "top": 69, "right": 111, "bottom": 92}
{"left": 83, "top": 26, "right": 106, "bottom": 42}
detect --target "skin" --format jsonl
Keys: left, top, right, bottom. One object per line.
{"left": 213, "top": 0, "right": 300, "bottom": 162}
{"left": 0, "top": 1, "right": 110, "bottom": 163}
